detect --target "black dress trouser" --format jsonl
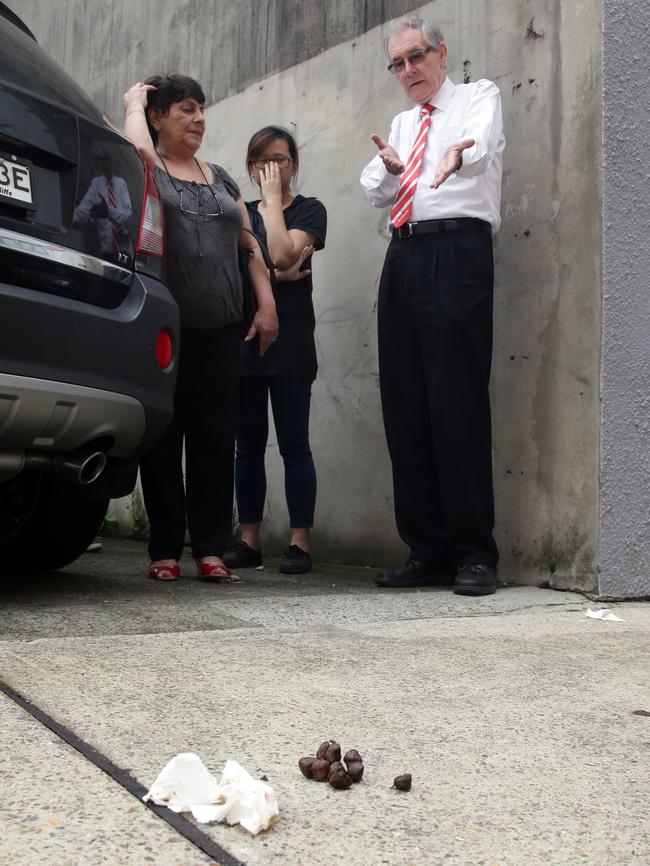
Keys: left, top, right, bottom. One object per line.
{"left": 377, "top": 224, "right": 499, "bottom": 568}
{"left": 140, "top": 323, "right": 241, "bottom": 561}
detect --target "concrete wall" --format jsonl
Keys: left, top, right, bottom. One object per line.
{"left": 599, "top": 1, "right": 650, "bottom": 598}
{"left": 8, "top": 0, "right": 605, "bottom": 589}
{"left": 7, "top": 0, "right": 422, "bottom": 126}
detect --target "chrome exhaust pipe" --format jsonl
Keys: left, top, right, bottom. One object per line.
{"left": 53, "top": 450, "right": 107, "bottom": 485}
{"left": 21, "top": 448, "right": 108, "bottom": 486}
{"left": 0, "top": 448, "right": 107, "bottom": 485}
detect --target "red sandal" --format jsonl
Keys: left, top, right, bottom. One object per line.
{"left": 195, "top": 559, "right": 241, "bottom": 583}
{"left": 148, "top": 561, "right": 180, "bottom": 581}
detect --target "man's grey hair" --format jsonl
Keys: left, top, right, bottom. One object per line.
{"left": 384, "top": 17, "right": 444, "bottom": 57}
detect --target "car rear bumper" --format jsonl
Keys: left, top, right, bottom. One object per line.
{"left": 0, "top": 265, "right": 179, "bottom": 460}
{"left": 0, "top": 372, "right": 145, "bottom": 457}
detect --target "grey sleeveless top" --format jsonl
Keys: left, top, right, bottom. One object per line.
{"left": 153, "top": 162, "right": 243, "bottom": 329}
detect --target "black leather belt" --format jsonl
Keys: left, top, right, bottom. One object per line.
{"left": 391, "top": 217, "right": 491, "bottom": 239}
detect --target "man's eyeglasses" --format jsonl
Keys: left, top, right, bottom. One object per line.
{"left": 387, "top": 46, "right": 435, "bottom": 75}
{"left": 179, "top": 186, "right": 223, "bottom": 219}
{"left": 251, "top": 157, "right": 294, "bottom": 169}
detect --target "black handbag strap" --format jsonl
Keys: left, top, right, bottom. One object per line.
{"left": 211, "top": 164, "right": 276, "bottom": 289}
{"left": 239, "top": 226, "right": 276, "bottom": 290}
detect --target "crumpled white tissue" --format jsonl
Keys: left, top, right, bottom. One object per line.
{"left": 585, "top": 608, "right": 625, "bottom": 622}
{"left": 143, "top": 753, "right": 278, "bottom": 834}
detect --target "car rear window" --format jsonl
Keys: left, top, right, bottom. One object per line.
{"left": 74, "top": 118, "right": 145, "bottom": 266}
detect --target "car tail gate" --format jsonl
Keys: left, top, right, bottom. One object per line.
{"left": 0, "top": 82, "right": 79, "bottom": 235}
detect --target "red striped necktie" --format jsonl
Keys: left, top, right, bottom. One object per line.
{"left": 107, "top": 178, "right": 120, "bottom": 252}
{"left": 390, "top": 102, "right": 434, "bottom": 229}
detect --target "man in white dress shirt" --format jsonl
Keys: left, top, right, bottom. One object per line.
{"left": 360, "top": 17, "right": 505, "bottom": 595}
{"left": 73, "top": 144, "right": 133, "bottom": 262}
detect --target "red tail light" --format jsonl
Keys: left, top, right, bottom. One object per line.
{"left": 155, "top": 329, "right": 173, "bottom": 369}
{"left": 136, "top": 163, "right": 164, "bottom": 258}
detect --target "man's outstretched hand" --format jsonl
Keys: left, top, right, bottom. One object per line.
{"left": 431, "top": 138, "right": 475, "bottom": 189}
{"left": 371, "top": 133, "right": 405, "bottom": 175}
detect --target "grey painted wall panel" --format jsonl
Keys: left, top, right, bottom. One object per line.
{"left": 599, "top": 1, "right": 650, "bottom": 597}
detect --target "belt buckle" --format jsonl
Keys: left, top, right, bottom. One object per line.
{"left": 407, "top": 221, "right": 416, "bottom": 237}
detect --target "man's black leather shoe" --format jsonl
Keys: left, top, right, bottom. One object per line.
{"left": 375, "top": 558, "right": 456, "bottom": 588}
{"left": 453, "top": 564, "right": 497, "bottom": 596}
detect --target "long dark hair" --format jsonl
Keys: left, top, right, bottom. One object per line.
{"left": 246, "top": 126, "right": 299, "bottom": 178}
{"left": 143, "top": 73, "right": 205, "bottom": 144}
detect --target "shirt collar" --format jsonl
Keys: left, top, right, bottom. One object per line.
{"left": 429, "top": 77, "right": 455, "bottom": 113}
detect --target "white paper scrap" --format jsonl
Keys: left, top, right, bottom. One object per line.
{"left": 143, "top": 753, "right": 278, "bottom": 834}
{"left": 585, "top": 608, "right": 625, "bottom": 622}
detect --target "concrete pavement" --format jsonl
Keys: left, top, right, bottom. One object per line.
{"left": 0, "top": 538, "right": 648, "bottom": 865}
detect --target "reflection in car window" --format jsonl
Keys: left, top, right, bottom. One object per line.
{"left": 73, "top": 143, "right": 133, "bottom": 262}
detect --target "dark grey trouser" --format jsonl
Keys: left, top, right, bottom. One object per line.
{"left": 140, "top": 323, "right": 240, "bottom": 560}
{"left": 377, "top": 224, "right": 499, "bottom": 568}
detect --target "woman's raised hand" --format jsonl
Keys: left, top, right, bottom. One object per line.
{"left": 259, "top": 162, "right": 283, "bottom": 208}
{"left": 123, "top": 81, "right": 156, "bottom": 113}
{"left": 123, "top": 82, "right": 159, "bottom": 164}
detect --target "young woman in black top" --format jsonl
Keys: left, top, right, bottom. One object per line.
{"left": 224, "top": 127, "right": 327, "bottom": 574}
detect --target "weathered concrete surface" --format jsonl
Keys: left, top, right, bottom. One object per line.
{"left": 0, "top": 539, "right": 583, "bottom": 642}
{"left": 4, "top": 0, "right": 423, "bottom": 124}
{"left": 599, "top": 1, "right": 650, "bottom": 597}
{"left": 0, "top": 695, "right": 211, "bottom": 865}
{"left": 0, "top": 539, "right": 648, "bottom": 865}
{"left": 6, "top": 0, "right": 604, "bottom": 589}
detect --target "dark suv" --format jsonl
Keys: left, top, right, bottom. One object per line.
{"left": 0, "top": 3, "right": 179, "bottom": 572}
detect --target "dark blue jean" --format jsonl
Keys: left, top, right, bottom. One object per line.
{"left": 235, "top": 376, "right": 316, "bottom": 528}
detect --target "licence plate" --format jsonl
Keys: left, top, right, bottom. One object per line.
{"left": 0, "top": 155, "right": 33, "bottom": 207}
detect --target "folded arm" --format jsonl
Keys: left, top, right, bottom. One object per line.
{"left": 257, "top": 163, "right": 316, "bottom": 268}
